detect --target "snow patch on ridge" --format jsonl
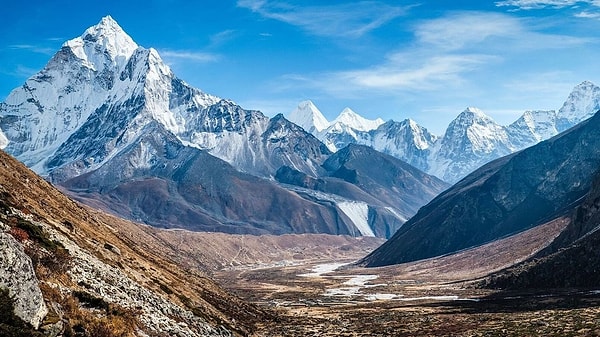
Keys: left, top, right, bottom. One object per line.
{"left": 338, "top": 201, "right": 374, "bottom": 237}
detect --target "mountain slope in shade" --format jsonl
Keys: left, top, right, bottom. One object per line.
{"left": 0, "top": 149, "right": 267, "bottom": 336}
{"left": 485, "top": 170, "right": 600, "bottom": 289}
{"left": 59, "top": 121, "right": 364, "bottom": 235}
{"left": 275, "top": 144, "right": 449, "bottom": 238}
{"left": 322, "top": 144, "right": 448, "bottom": 218}
{"left": 361, "top": 109, "right": 600, "bottom": 267}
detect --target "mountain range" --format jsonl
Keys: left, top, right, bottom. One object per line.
{"left": 0, "top": 16, "right": 447, "bottom": 238}
{"left": 289, "top": 81, "right": 600, "bottom": 183}
{"left": 361, "top": 106, "right": 600, "bottom": 267}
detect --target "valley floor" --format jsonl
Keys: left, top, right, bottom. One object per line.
{"left": 216, "top": 259, "right": 600, "bottom": 337}
{"left": 212, "top": 218, "right": 600, "bottom": 336}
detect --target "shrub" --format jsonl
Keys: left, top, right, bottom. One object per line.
{"left": 73, "top": 291, "right": 109, "bottom": 311}
{"left": 8, "top": 227, "right": 29, "bottom": 242}
{"left": 15, "top": 219, "right": 62, "bottom": 251}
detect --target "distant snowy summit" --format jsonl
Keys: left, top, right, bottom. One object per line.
{"left": 289, "top": 81, "right": 600, "bottom": 183}
{"left": 288, "top": 101, "right": 384, "bottom": 150}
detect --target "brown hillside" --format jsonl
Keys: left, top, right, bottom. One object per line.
{"left": 0, "top": 149, "right": 270, "bottom": 335}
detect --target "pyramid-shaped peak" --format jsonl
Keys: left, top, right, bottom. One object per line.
{"left": 82, "top": 15, "right": 132, "bottom": 42}
{"left": 64, "top": 15, "right": 138, "bottom": 64}
{"left": 339, "top": 107, "right": 358, "bottom": 116}
{"left": 454, "top": 107, "right": 496, "bottom": 123}
{"left": 400, "top": 118, "right": 418, "bottom": 127}
{"left": 288, "top": 100, "right": 329, "bottom": 133}
{"left": 298, "top": 100, "right": 318, "bottom": 110}
{"left": 96, "top": 15, "right": 121, "bottom": 29}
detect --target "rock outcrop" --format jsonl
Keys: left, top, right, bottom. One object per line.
{"left": 0, "top": 231, "right": 48, "bottom": 328}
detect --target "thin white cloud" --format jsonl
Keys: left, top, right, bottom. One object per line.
{"left": 159, "top": 50, "right": 219, "bottom": 63}
{"left": 575, "top": 10, "right": 600, "bottom": 17}
{"left": 209, "top": 29, "right": 237, "bottom": 47}
{"left": 496, "top": 0, "right": 582, "bottom": 9}
{"left": 0, "top": 64, "right": 40, "bottom": 80}
{"left": 415, "top": 11, "right": 590, "bottom": 51}
{"left": 237, "top": 0, "right": 410, "bottom": 38}
{"left": 415, "top": 12, "right": 522, "bottom": 51}
{"left": 8, "top": 44, "right": 55, "bottom": 55}
{"left": 331, "top": 54, "right": 495, "bottom": 92}
{"left": 276, "top": 11, "right": 593, "bottom": 97}
{"left": 495, "top": 0, "right": 600, "bottom": 9}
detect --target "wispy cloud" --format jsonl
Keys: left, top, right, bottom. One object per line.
{"left": 209, "top": 29, "right": 237, "bottom": 47}
{"left": 328, "top": 54, "right": 496, "bottom": 93}
{"left": 237, "top": 0, "right": 410, "bottom": 38}
{"left": 0, "top": 64, "right": 40, "bottom": 80}
{"left": 415, "top": 12, "right": 521, "bottom": 51}
{"left": 495, "top": 0, "right": 600, "bottom": 9}
{"left": 7, "top": 44, "right": 55, "bottom": 55}
{"left": 159, "top": 50, "right": 219, "bottom": 63}
{"left": 415, "top": 11, "right": 591, "bottom": 51}
{"left": 496, "top": 0, "right": 582, "bottom": 9}
{"left": 277, "top": 11, "right": 593, "bottom": 97}
{"left": 575, "top": 10, "right": 600, "bottom": 18}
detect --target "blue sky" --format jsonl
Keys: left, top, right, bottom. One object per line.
{"left": 2, "top": 0, "right": 600, "bottom": 134}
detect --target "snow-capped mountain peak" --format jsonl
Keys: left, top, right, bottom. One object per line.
{"left": 332, "top": 107, "right": 384, "bottom": 132}
{"left": 459, "top": 106, "right": 490, "bottom": 120}
{"left": 287, "top": 100, "right": 330, "bottom": 133}
{"left": 556, "top": 80, "right": 600, "bottom": 132}
{"left": 63, "top": 15, "right": 138, "bottom": 71}
{"left": 507, "top": 110, "right": 557, "bottom": 144}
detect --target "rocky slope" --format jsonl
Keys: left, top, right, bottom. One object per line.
{"left": 0, "top": 149, "right": 270, "bottom": 336}
{"left": 361, "top": 108, "right": 600, "bottom": 267}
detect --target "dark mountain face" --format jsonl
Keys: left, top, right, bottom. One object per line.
{"left": 362, "top": 110, "right": 600, "bottom": 267}
{"left": 323, "top": 144, "right": 449, "bottom": 216}
{"left": 275, "top": 144, "right": 449, "bottom": 238}
{"left": 275, "top": 166, "right": 405, "bottom": 238}
{"left": 485, "top": 170, "right": 600, "bottom": 289}
{"left": 61, "top": 123, "right": 354, "bottom": 235}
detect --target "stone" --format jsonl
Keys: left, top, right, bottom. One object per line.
{"left": 0, "top": 232, "right": 48, "bottom": 328}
